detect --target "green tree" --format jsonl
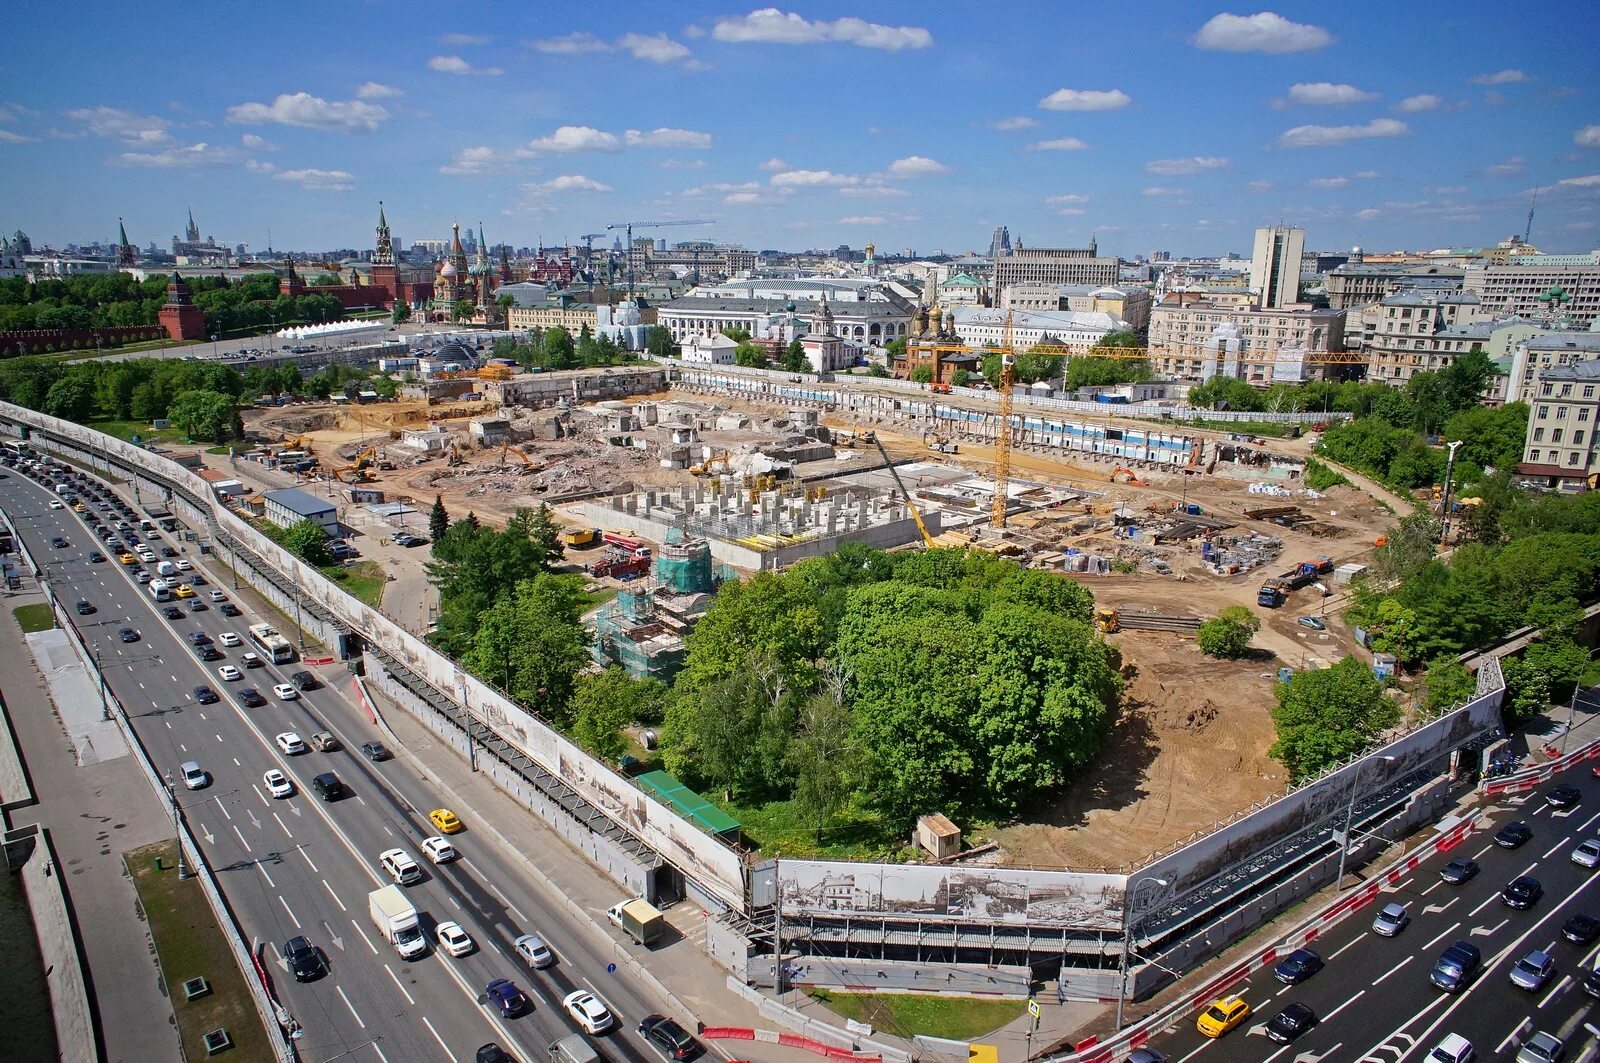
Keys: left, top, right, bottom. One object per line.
{"left": 1370, "top": 511, "right": 1441, "bottom": 585}
{"left": 950, "top": 368, "right": 972, "bottom": 388}
{"left": 543, "top": 326, "right": 575, "bottom": 369}
{"left": 463, "top": 573, "right": 588, "bottom": 719}
{"left": 720, "top": 326, "right": 752, "bottom": 342}
{"left": 1270, "top": 656, "right": 1398, "bottom": 781}
{"left": 42, "top": 376, "right": 97, "bottom": 422}
{"left": 1197, "top": 605, "right": 1262, "bottom": 659}
{"left": 428, "top": 494, "right": 449, "bottom": 543}
{"left": 507, "top": 504, "right": 565, "bottom": 570}
{"left": 885, "top": 337, "right": 907, "bottom": 362}
{"left": 910, "top": 364, "right": 934, "bottom": 384}
{"left": 283, "top": 518, "right": 334, "bottom": 567}
{"left": 390, "top": 300, "right": 411, "bottom": 325}
{"left": 733, "top": 342, "right": 768, "bottom": 368}
{"left": 782, "top": 340, "right": 809, "bottom": 373}
{"left": 451, "top": 299, "right": 475, "bottom": 322}
{"left": 166, "top": 389, "right": 241, "bottom": 442}
{"left": 1421, "top": 657, "right": 1476, "bottom": 716}
{"left": 790, "top": 692, "right": 858, "bottom": 842}
{"left": 571, "top": 667, "right": 664, "bottom": 763}
{"left": 644, "top": 325, "right": 678, "bottom": 358}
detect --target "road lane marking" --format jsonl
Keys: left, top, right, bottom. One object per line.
{"left": 1420, "top": 880, "right": 1441, "bottom": 897}
{"left": 1423, "top": 921, "right": 1462, "bottom": 951}
{"left": 258, "top": 862, "right": 275, "bottom": 888}
{"left": 232, "top": 757, "right": 240, "bottom": 767}
{"left": 1499, "top": 1018, "right": 1533, "bottom": 1054}
{"left": 322, "top": 879, "right": 346, "bottom": 911}
{"left": 448, "top": 895, "right": 462, "bottom": 910}
{"left": 1546, "top": 838, "right": 1569, "bottom": 859}
{"left": 525, "top": 982, "right": 548, "bottom": 1006}
{"left": 1580, "top": 809, "right": 1600, "bottom": 832}
{"left": 384, "top": 963, "right": 416, "bottom": 1005}
{"left": 232, "top": 825, "right": 251, "bottom": 852}
{"left": 335, "top": 985, "right": 365, "bottom": 1028}
{"left": 1373, "top": 956, "right": 1412, "bottom": 985}
{"left": 1323, "top": 989, "right": 1365, "bottom": 1023}
{"left": 1473, "top": 843, "right": 1494, "bottom": 859}
{"left": 1175, "top": 1041, "right": 1211, "bottom": 1063}
{"left": 216, "top": 803, "right": 231, "bottom": 822}
{"left": 301, "top": 847, "right": 319, "bottom": 872}
{"left": 351, "top": 920, "right": 378, "bottom": 955}
{"left": 420, "top": 1017, "right": 453, "bottom": 1061}
{"left": 383, "top": 825, "right": 395, "bottom": 837}
{"left": 1470, "top": 892, "right": 1499, "bottom": 917}
{"left": 371, "top": 1042, "right": 389, "bottom": 1063}
{"left": 279, "top": 895, "right": 300, "bottom": 929}
{"left": 273, "top": 812, "right": 292, "bottom": 837}
{"left": 1539, "top": 974, "right": 1570, "bottom": 1008}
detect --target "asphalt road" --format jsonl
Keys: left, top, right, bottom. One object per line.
{"left": 1, "top": 461, "right": 689, "bottom": 1063}
{"left": 1146, "top": 785, "right": 1600, "bottom": 1062}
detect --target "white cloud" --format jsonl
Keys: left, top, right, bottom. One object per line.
{"left": 659, "top": 158, "right": 708, "bottom": 169}
{"left": 624, "top": 127, "right": 712, "bottom": 149}
{"left": 240, "top": 134, "right": 276, "bottom": 150}
{"left": 226, "top": 93, "right": 389, "bottom": 133}
{"left": 528, "top": 32, "right": 612, "bottom": 54}
{"left": 1471, "top": 69, "right": 1527, "bottom": 85}
{"left": 245, "top": 159, "right": 275, "bottom": 173}
{"left": 1568, "top": 221, "right": 1597, "bottom": 231}
{"left": 428, "top": 55, "right": 503, "bottom": 76}
{"left": 759, "top": 157, "right": 789, "bottom": 171}
{"left": 273, "top": 167, "right": 354, "bottom": 191}
{"left": 1046, "top": 194, "right": 1090, "bottom": 205}
{"left": 1355, "top": 208, "right": 1381, "bottom": 221}
{"left": 1395, "top": 94, "right": 1440, "bottom": 113}
{"left": 770, "top": 168, "right": 860, "bottom": 187}
{"left": 1425, "top": 185, "right": 1467, "bottom": 195}
{"left": 1038, "top": 88, "right": 1131, "bottom": 112}
{"left": 1145, "top": 155, "right": 1229, "bottom": 176}
{"left": 1193, "top": 12, "right": 1332, "bottom": 53}
{"left": 724, "top": 191, "right": 779, "bottom": 204}
{"left": 1277, "top": 118, "right": 1409, "bottom": 147}
{"left": 534, "top": 174, "right": 612, "bottom": 193}
{"left": 1558, "top": 175, "right": 1600, "bottom": 188}
{"left": 679, "top": 181, "right": 761, "bottom": 198}
{"left": 711, "top": 9, "right": 932, "bottom": 50}
{"left": 1308, "top": 176, "right": 1349, "bottom": 188}
{"left": 991, "top": 116, "right": 1037, "bottom": 131}
{"left": 115, "top": 142, "right": 236, "bottom": 168}
{"left": 1247, "top": 180, "right": 1273, "bottom": 192}
{"left": 1483, "top": 156, "right": 1526, "bottom": 178}
{"left": 1288, "top": 82, "right": 1378, "bottom": 106}
{"left": 0, "top": 130, "right": 37, "bottom": 144}
{"left": 1054, "top": 208, "right": 1085, "bottom": 216}
{"left": 1142, "top": 187, "right": 1188, "bottom": 197}
{"left": 439, "top": 145, "right": 530, "bottom": 176}
{"left": 887, "top": 155, "right": 948, "bottom": 177}
{"left": 440, "top": 32, "right": 490, "bottom": 46}
{"left": 838, "top": 215, "right": 885, "bottom": 225}
{"left": 527, "top": 125, "right": 621, "bottom": 152}
{"left": 618, "top": 32, "right": 691, "bottom": 63}
{"left": 1026, "top": 137, "right": 1090, "bottom": 152}
{"left": 65, "top": 106, "right": 172, "bottom": 144}
{"left": 1354, "top": 170, "right": 1380, "bottom": 179}
{"left": 0, "top": 102, "right": 38, "bottom": 123}
{"left": 838, "top": 185, "right": 908, "bottom": 198}
{"left": 1576, "top": 126, "right": 1600, "bottom": 148}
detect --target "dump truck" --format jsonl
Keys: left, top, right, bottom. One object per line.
{"left": 1257, "top": 557, "right": 1334, "bottom": 608}
{"left": 562, "top": 527, "right": 598, "bottom": 548}
{"left": 606, "top": 899, "right": 664, "bottom": 947}
{"left": 368, "top": 885, "right": 427, "bottom": 959}
{"left": 588, "top": 553, "right": 651, "bottom": 580}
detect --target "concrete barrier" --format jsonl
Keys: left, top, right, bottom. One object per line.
{"left": 19, "top": 821, "right": 97, "bottom": 1061}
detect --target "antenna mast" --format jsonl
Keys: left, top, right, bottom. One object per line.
{"left": 1525, "top": 187, "right": 1538, "bottom": 245}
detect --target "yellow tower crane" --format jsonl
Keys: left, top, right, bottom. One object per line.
{"left": 991, "top": 310, "right": 1016, "bottom": 528}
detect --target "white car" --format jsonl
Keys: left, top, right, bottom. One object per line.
{"left": 48, "top": 500, "right": 63, "bottom": 509}
{"left": 1573, "top": 839, "right": 1600, "bottom": 869}
{"left": 218, "top": 631, "right": 242, "bottom": 647}
{"left": 241, "top": 652, "right": 262, "bottom": 668}
{"left": 275, "top": 731, "right": 306, "bottom": 755}
{"left": 209, "top": 590, "right": 227, "bottom": 602}
{"left": 435, "top": 921, "right": 475, "bottom": 957}
{"left": 176, "top": 559, "right": 192, "bottom": 571}
{"left": 514, "top": 933, "right": 554, "bottom": 969}
{"left": 1428, "top": 1033, "right": 1474, "bottom": 1063}
{"left": 563, "top": 990, "right": 613, "bottom": 1034}
{"left": 273, "top": 684, "right": 299, "bottom": 701}
{"left": 420, "top": 836, "right": 457, "bottom": 864}
{"left": 138, "top": 551, "right": 156, "bottom": 563}
{"left": 263, "top": 769, "right": 294, "bottom": 798}
{"left": 135, "top": 571, "right": 152, "bottom": 584}
{"left": 217, "top": 665, "right": 242, "bottom": 682}
{"left": 379, "top": 848, "right": 422, "bottom": 885}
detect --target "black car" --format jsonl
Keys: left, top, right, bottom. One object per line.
{"left": 1564, "top": 914, "right": 1600, "bottom": 944}
{"left": 310, "top": 772, "right": 345, "bottom": 801}
{"left": 1440, "top": 858, "right": 1479, "bottom": 884}
{"left": 50, "top": 536, "right": 67, "bottom": 548}
{"left": 282, "top": 936, "right": 327, "bottom": 982}
{"left": 191, "top": 574, "right": 206, "bottom": 586}
{"left": 188, "top": 631, "right": 212, "bottom": 645}
{"left": 118, "top": 627, "right": 140, "bottom": 643}
{"left": 1503, "top": 876, "right": 1544, "bottom": 910}
{"left": 188, "top": 599, "right": 208, "bottom": 612}
{"left": 1495, "top": 821, "right": 1533, "bottom": 848}
{"left": 639, "top": 1014, "right": 702, "bottom": 1060}
{"left": 475, "top": 1046, "right": 515, "bottom": 1063}
{"left": 360, "top": 741, "right": 392, "bottom": 762}
{"left": 239, "top": 688, "right": 266, "bottom": 708}
{"left": 74, "top": 600, "right": 94, "bottom": 615}
{"left": 161, "top": 546, "right": 177, "bottom": 558}
{"left": 197, "top": 646, "right": 224, "bottom": 662}
{"left": 1272, "top": 948, "right": 1324, "bottom": 985}
{"left": 162, "top": 605, "right": 184, "bottom": 620}
{"left": 219, "top": 603, "right": 241, "bottom": 617}
{"left": 1547, "top": 785, "right": 1582, "bottom": 809}
{"left": 290, "top": 670, "right": 318, "bottom": 691}
{"left": 1430, "top": 941, "right": 1482, "bottom": 992}
{"left": 1585, "top": 967, "right": 1600, "bottom": 999}
{"left": 484, "top": 978, "right": 529, "bottom": 1018}
{"left": 1265, "top": 1002, "right": 1316, "bottom": 1044}
{"left": 193, "top": 685, "right": 219, "bottom": 705}
{"left": 88, "top": 551, "right": 105, "bottom": 563}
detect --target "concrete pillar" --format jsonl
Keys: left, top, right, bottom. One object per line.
{"left": 624, "top": 497, "right": 637, "bottom": 516}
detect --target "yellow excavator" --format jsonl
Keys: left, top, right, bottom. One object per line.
{"left": 871, "top": 435, "right": 935, "bottom": 548}
{"left": 1094, "top": 607, "right": 1120, "bottom": 633}
{"left": 498, "top": 443, "right": 536, "bottom": 468}
{"left": 690, "top": 452, "right": 730, "bottom": 476}
{"left": 446, "top": 441, "right": 463, "bottom": 467}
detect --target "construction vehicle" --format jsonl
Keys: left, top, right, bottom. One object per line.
{"left": 478, "top": 363, "right": 516, "bottom": 381}
{"left": 446, "top": 442, "right": 463, "bottom": 467}
{"left": 562, "top": 527, "right": 598, "bottom": 548}
{"left": 588, "top": 552, "right": 651, "bottom": 580}
{"left": 1095, "top": 607, "right": 1203, "bottom": 634}
{"left": 689, "top": 452, "right": 730, "bottom": 476}
{"left": 870, "top": 435, "right": 936, "bottom": 549}
{"left": 1257, "top": 557, "right": 1334, "bottom": 608}
{"left": 1110, "top": 466, "right": 1149, "bottom": 486}
{"left": 498, "top": 443, "right": 534, "bottom": 468}
{"left": 606, "top": 899, "right": 665, "bottom": 947}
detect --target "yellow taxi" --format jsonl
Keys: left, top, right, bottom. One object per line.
{"left": 173, "top": 584, "right": 195, "bottom": 599}
{"left": 72, "top": 502, "right": 86, "bottom": 512}
{"left": 428, "top": 808, "right": 463, "bottom": 834}
{"left": 118, "top": 552, "right": 137, "bottom": 565}
{"left": 1196, "top": 995, "right": 1251, "bottom": 1038}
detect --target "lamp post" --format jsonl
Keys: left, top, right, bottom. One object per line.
{"left": 1336, "top": 754, "right": 1397, "bottom": 888}
{"left": 1438, "top": 440, "right": 1464, "bottom": 544}
{"left": 92, "top": 643, "right": 110, "bottom": 722}
{"left": 1115, "top": 874, "right": 1169, "bottom": 1031}
{"left": 766, "top": 858, "right": 786, "bottom": 997}
{"left": 163, "top": 772, "right": 190, "bottom": 880}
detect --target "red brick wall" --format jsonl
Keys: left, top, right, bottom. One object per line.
{"left": 0, "top": 325, "right": 167, "bottom": 355}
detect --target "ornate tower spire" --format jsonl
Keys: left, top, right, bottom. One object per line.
{"left": 117, "top": 218, "right": 136, "bottom": 267}
{"left": 373, "top": 201, "right": 393, "bottom": 266}
{"left": 185, "top": 208, "right": 199, "bottom": 243}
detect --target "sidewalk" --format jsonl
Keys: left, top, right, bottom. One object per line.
{"left": 1313, "top": 457, "right": 1415, "bottom": 513}
{"left": 0, "top": 591, "right": 182, "bottom": 1063}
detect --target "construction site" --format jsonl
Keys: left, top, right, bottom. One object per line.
{"left": 233, "top": 347, "right": 1401, "bottom": 871}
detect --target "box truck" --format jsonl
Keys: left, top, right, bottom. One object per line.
{"left": 368, "top": 885, "right": 427, "bottom": 959}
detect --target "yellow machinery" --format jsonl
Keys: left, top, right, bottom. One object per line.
{"left": 446, "top": 442, "right": 463, "bottom": 467}
{"left": 690, "top": 452, "right": 730, "bottom": 476}
{"left": 332, "top": 446, "right": 379, "bottom": 483}
{"left": 870, "top": 435, "right": 936, "bottom": 549}
{"left": 478, "top": 363, "right": 516, "bottom": 381}
{"left": 1094, "top": 607, "right": 1120, "bottom": 633}
{"left": 561, "top": 527, "right": 598, "bottom": 547}
{"left": 498, "top": 443, "right": 536, "bottom": 468}
{"left": 991, "top": 311, "right": 1016, "bottom": 529}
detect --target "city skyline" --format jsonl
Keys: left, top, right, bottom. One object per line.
{"left": 2, "top": 2, "right": 1598, "bottom": 256}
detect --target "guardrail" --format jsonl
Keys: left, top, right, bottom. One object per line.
{"left": 1482, "top": 736, "right": 1600, "bottom": 797}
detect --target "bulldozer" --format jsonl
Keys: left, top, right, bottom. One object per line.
{"left": 1094, "top": 607, "right": 1120, "bottom": 633}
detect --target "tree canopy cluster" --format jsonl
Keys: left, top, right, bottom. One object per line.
{"left": 1271, "top": 656, "right": 1399, "bottom": 782}
{"left": 492, "top": 325, "right": 638, "bottom": 372}
{"left": 426, "top": 505, "right": 567, "bottom": 658}
{"left": 0, "top": 354, "right": 246, "bottom": 431}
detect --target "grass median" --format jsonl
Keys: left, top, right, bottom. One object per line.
{"left": 808, "top": 989, "right": 1026, "bottom": 1041}
{"left": 12, "top": 603, "right": 55, "bottom": 633}
{"left": 125, "top": 840, "right": 273, "bottom": 1061}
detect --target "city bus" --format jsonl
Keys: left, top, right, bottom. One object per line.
{"left": 247, "top": 622, "right": 296, "bottom": 664}
{"left": 1, "top": 440, "right": 31, "bottom": 462}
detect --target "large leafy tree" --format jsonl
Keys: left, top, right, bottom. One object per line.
{"left": 283, "top": 518, "right": 334, "bottom": 567}
{"left": 790, "top": 692, "right": 859, "bottom": 842}
{"left": 571, "top": 667, "right": 665, "bottom": 762}
{"left": 463, "top": 574, "right": 588, "bottom": 718}
{"left": 1269, "top": 656, "right": 1398, "bottom": 782}
{"left": 167, "top": 388, "right": 241, "bottom": 442}
{"left": 1197, "top": 605, "right": 1262, "bottom": 659}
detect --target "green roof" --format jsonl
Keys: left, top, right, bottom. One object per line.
{"left": 637, "top": 770, "right": 741, "bottom": 841}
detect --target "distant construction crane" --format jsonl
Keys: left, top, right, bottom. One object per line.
{"left": 605, "top": 219, "right": 713, "bottom": 297}
{"left": 870, "top": 434, "right": 936, "bottom": 549}
{"left": 579, "top": 232, "right": 606, "bottom": 278}
{"left": 991, "top": 311, "right": 1016, "bottom": 528}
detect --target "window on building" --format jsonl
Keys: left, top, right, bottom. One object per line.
{"left": 1581, "top": 410, "right": 1591, "bottom": 422}
{"left": 1569, "top": 452, "right": 1582, "bottom": 466}
{"left": 1538, "top": 405, "right": 1549, "bottom": 419}
{"left": 1529, "top": 449, "right": 1541, "bottom": 463}
{"left": 1561, "top": 384, "right": 1573, "bottom": 397}
{"left": 1576, "top": 431, "right": 1586, "bottom": 445}
{"left": 1534, "top": 428, "right": 1546, "bottom": 441}
{"left": 1554, "top": 429, "right": 1565, "bottom": 443}
{"left": 1558, "top": 406, "right": 1570, "bottom": 419}
{"left": 1585, "top": 386, "right": 1596, "bottom": 399}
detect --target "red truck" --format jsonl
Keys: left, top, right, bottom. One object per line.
{"left": 588, "top": 553, "right": 651, "bottom": 580}
{"left": 1257, "top": 557, "right": 1333, "bottom": 608}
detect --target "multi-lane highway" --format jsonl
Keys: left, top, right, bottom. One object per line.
{"left": 1146, "top": 780, "right": 1600, "bottom": 1062}
{"left": 1, "top": 455, "right": 694, "bottom": 1063}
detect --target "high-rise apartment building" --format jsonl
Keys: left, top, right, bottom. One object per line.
{"left": 1249, "top": 226, "right": 1305, "bottom": 309}
{"left": 1519, "top": 360, "right": 1600, "bottom": 491}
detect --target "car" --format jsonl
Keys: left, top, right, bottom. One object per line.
{"left": 50, "top": 536, "right": 67, "bottom": 548}
{"left": 1503, "top": 876, "right": 1544, "bottom": 910}
{"left": 276, "top": 732, "right": 306, "bottom": 755}
{"left": 475, "top": 1044, "right": 515, "bottom": 1063}
{"left": 484, "top": 978, "right": 529, "bottom": 1018}
{"left": 264, "top": 769, "right": 294, "bottom": 798}
{"left": 74, "top": 600, "right": 94, "bottom": 615}
{"left": 1584, "top": 967, "right": 1600, "bottom": 999}
{"left": 119, "top": 627, "right": 140, "bottom": 643}
{"left": 87, "top": 551, "right": 104, "bottom": 563}
{"left": 1495, "top": 821, "right": 1533, "bottom": 848}
{"left": 220, "top": 603, "right": 240, "bottom": 616}
{"left": 436, "top": 921, "right": 475, "bottom": 957}
{"left": 307, "top": 731, "right": 340, "bottom": 752}
{"left": 209, "top": 590, "right": 226, "bottom": 602}
{"left": 1265, "top": 1002, "right": 1317, "bottom": 1044}
{"left": 191, "top": 574, "right": 206, "bottom": 586}
{"left": 639, "top": 1014, "right": 701, "bottom": 1060}
{"left": 429, "top": 808, "right": 463, "bottom": 834}
{"left": 135, "top": 570, "right": 152, "bottom": 584}
{"left": 421, "top": 836, "right": 458, "bottom": 864}
{"left": 1546, "top": 785, "right": 1582, "bottom": 808}
{"left": 1273, "top": 948, "right": 1324, "bottom": 984}
{"left": 272, "top": 684, "right": 299, "bottom": 700}
{"left": 217, "top": 665, "right": 242, "bottom": 682}
{"left": 309, "top": 772, "right": 344, "bottom": 801}
{"left": 282, "top": 936, "right": 326, "bottom": 982}
{"left": 1511, "top": 950, "right": 1557, "bottom": 991}
{"left": 1440, "top": 858, "right": 1479, "bottom": 884}
{"left": 360, "top": 741, "right": 391, "bottom": 761}
{"left": 1431, "top": 941, "right": 1482, "bottom": 992}
{"left": 218, "top": 631, "right": 242, "bottom": 647}
{"left": 379, "top": 848, "right": 422, "bottom": 885}
{"left": 172, "top": 584, "right": 194, "bottom": 599}
{"left": 563, "top": 990, "right": 613, "bottom": 1035}
{"left": 1563, "top": 914, "right": 1600, "bottom": 943}
{"left": 1196, "top": 995, "right": 1251, "bottom": 1037}
{"left": 193, "top": 685, "right": 219, "bottom": 705}
{"left": 197, "top": 645, "right": 223, "bottom": 661}
{"left": 1428, "top": 1034, "right": 1475, "bottom": 1063}
{"left": 1297, "top": 616, "right": 1326, "bottom": 630}
{"left": 48, "top": 500, "right": 63, "bottom": 510}
{"left": 241, "top": 653, "right": 262, "bottom": 668}
{"left": 1516, "top": 1031, "right": 1566, "bottom": 1063}
{"left": 290, "top": 670, "right": 318, "bottom": 690}
{"left": 161, "top": 605, "right": 183, "bottom": 620}
{"left": 175, "top": 559, "right": 191, "bottom": 571}
{"left": 239, "top": 688, "right": 266, "bottom": 708}
{"left": 180, "top": 760, "right": 209, "bottom": 790}
{"left": 161, "top": 546, "right": 177, "bottom": 558}
{"left": 187, "top": 599, "right": 208, "bottom": 612}
{"left": 1572, "top": 839, "right": 1600, "bottom": 868}
{"left": 118, "top": 552, "right": 136, "bottom": 565}
{"left": 514, "top": 934, "right": 554, "bottom": 969}
{"left": 1372, "top": 902, "right": 1410, "bottom": 937}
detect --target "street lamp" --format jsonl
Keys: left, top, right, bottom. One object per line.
{"left": 1115, "top": 874, "right": 1170, "bottom": 1030}
{"left": 91, "top": 643, "right": 110, "bottom": 722}
{"left": 1336, "top": 754, "right": 1397, "bottom": 888}
{"left": 163, "top": 772, "right": 190, "bottom": 880}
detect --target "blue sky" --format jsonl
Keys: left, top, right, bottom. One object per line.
{"left": 3, "top": 2, "right": 1598, "bottom": 258}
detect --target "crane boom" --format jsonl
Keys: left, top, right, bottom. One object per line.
{"left": 871, "top": 435, "right": 936, "bottom": 549}
{"left": 991, "top": 311, "right": 1016, "bottom": 528}
{"left": 605, "top": 219, "right": 713, "bottom": 296}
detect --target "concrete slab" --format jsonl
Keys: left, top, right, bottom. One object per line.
{"left": 26, "top": 629, "right": 126, "bottom": 765}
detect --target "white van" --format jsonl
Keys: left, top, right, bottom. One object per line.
{"left": 149, "top": 579, "right": 172, "bottom": 602}
{"left": 156, "top": 561, "right": 177, "bottom": 578}
{"left": 549, "top": 1034, "right": 601, "bottom": 1063}
{"left": 379, "top": 848, "right": 422, "bottom": 885}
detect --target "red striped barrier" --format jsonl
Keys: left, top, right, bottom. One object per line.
{"left": 700, "top": 1028, "right": 881, "bottom": 1062}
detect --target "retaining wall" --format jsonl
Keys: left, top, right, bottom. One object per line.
{"left": 19, "top": 827, "right": 97, "bottom": 1063}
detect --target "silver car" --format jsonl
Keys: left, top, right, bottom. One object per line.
{"left": 1572, "top": 839, "right": 1600, "bottom": 869}
{"left": 1517, "top": 1031, "right": 1566, "bottom": 1063}
{"left": 1510, "top": 950, "right": 1556, "bottom": 991}
{"left": 1372, "top": 902, "right": 1410, "bottom": 937}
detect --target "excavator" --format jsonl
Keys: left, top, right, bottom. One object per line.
{"left": 871, "top": 435, "right": 936, "bottom": 549}
{"left": 690, "top": 452, "right": 730, "bottom": 476}
{"left": 332, "top": 446, "right": 378, "bottom": 483}
{"left": 1110, "top": 466, "right": 1149, "bottom": 486}
{"left": 498, "top": 442, "right": 537, "bottom": 469}
{"left": 446, "top": 442, "right": 463, "bottom": 467}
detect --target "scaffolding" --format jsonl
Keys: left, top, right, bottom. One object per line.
{"left": 590, "top": 588, "right": 690, "bottom": 682}
{"left": 656, "top": 529, "right": 713, "bottom": 594}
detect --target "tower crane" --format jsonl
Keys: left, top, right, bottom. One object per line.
{"left": 991, "top": 310, "right": 1016, "bottom": 529}
{"left": 871, "top": 434, "right": 936, "bottom": 549}
{"left": 579, "top": 233, "right": 606, "bottom": 278}
{"left": 605, "top": 219, "right": 713, "bottom": 296}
